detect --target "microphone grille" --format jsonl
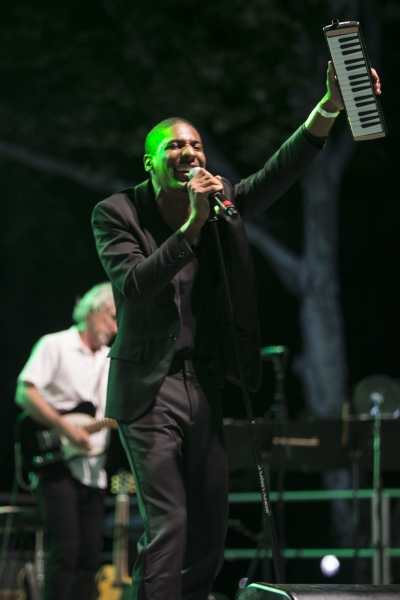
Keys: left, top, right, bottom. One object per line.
{"left": 188, "top": 167, "right": 201, "bottom": 180}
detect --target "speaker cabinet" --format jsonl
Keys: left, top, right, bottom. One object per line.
{"left": 237, "top": 583, "right": 400, "bottom": 600}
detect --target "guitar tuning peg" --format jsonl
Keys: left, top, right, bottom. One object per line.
{"left": 110, "top": 470, "right": 137, "bottom": 494}
{"left": 110, "top": 474, "right": 120, "bottom": 494}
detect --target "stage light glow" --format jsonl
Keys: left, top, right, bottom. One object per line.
{"left": 320, "top": 554, "right": 340, "bottom": 576}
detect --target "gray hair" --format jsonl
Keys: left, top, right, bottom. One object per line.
{"left": 72, "top": 282, "right": 114, "bottom": 325}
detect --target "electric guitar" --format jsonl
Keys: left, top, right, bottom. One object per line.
{"left": 15, "top": 401, "right": 118, "bottom": 475}
{"left": 95, "top": 471, "right": 135, "bottom": 600}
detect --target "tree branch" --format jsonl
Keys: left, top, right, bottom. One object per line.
{"left": 0, "top": 140, "right": 133, "bottom": 194}
{"left": 245, "top": 220, "right": 302, "bottom": 297}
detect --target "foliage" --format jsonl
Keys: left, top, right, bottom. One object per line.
{"left": 1, "top": 0, "right": 334, "bottom": 180}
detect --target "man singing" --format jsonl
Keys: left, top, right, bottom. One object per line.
{"left": 92, "top": 64, "right": 381, "bottom": 600}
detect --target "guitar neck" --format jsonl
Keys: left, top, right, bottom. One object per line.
{"left": 83, "top": 418, "right": 117, "bottom": 434}
{"left": 113, "top": 493, "right": 130, "bottom": 585}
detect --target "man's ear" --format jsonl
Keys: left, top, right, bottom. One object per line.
{"left": 143, "top": 154, "right": 153, "bottom": 172}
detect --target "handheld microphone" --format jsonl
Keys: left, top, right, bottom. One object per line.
{"left": 188, "top": 167, "right": 238, "bottom": 219}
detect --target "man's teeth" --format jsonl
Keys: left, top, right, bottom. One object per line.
{"left": 175, "top": 166, "right": 191, "bottom": 172}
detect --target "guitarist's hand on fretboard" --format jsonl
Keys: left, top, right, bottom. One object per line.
{"left": 58, "top": 417, "right": 92, "bottom": 452}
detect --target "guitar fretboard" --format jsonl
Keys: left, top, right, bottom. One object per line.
{"left": 84, "top": 418, "right": 118, "bottom": 434}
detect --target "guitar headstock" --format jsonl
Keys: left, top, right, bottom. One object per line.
{"left": 110, "top": 470, "right": 136, "bottom": 495}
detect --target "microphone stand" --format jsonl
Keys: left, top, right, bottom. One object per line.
{"left": 269, "top": 351, "right": 290, "bottom": 563}
{"left": 208, "top": 212, "right": 284, "bottom": 583}
{"left": 347, "top": 419, "right": 362, "bottom": 583}
{"left": 371, "top": 393, "right": 384, "bottom": 584}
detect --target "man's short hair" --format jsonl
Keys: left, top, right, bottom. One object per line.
{"left": 144, "top": 117, "right": 196, "bottom": 156}
{"left": 72, "top": 282, "right": 114, "bottom": 325}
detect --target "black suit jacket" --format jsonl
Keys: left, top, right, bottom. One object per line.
{"left": 92, "top": 126, "right": 321, "bottom": 421}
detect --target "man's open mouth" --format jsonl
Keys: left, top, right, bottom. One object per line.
{"left": 174, "top": 165, "right": 192, "bottom": 180}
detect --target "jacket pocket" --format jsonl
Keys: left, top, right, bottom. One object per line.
{"left": 108, "top": 339, "right": 144, "bottom": 363}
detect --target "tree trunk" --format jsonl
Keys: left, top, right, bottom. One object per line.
{"left": 296, "top": 139, "right": 353, "bottom": 416}
{"left": 247, "top": 128, "right": 356, "bottom": 417}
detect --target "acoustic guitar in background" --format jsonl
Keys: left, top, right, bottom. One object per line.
{"left": 95, "top": 471, "right": 135, "bottom": 600}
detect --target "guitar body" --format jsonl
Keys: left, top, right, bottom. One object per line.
{"left": 15, "top": 402, "right": 115, "bottom": 475}
{"left": 95, "top": 564, "right": 132, "bottom": 600}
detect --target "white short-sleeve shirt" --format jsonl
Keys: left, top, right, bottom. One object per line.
{"left": 18, "top": 326, "right": 111, "bottom": 489}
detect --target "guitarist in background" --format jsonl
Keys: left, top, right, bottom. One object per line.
{"left": 15, "top": 282, "right": 117, "bottom": 600}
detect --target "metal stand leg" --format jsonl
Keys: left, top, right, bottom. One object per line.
{"left": 382, "top": 495, "right": 391, "bottom": 583}
{"left": 371, "top": 393, "right": 383, "bottom": 584}
{"left": 372, "top": 491, "right": 381, "bottom": 584}
{"left": 209, "top": 215, "right": 284, "bottom": 583}
{"left": 350, "top": 451, "right": 361, "bottom": 582}
{"left": 35, "top": 528, "right": 45, "bottom": 592}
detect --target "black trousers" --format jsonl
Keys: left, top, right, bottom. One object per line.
{"left": 118, "top": 361, "right": 229, "bottom": 600}
{"left": 36, "top": 468, "right": 104, "bottom": 600}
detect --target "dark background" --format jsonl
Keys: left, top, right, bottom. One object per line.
{"left": 1, "top": 0, "right": 400, "bottom": 594}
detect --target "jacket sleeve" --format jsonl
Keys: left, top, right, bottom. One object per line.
{"left": 232, "top": 125, "right": 323, "bottom": 221}
{"left": 92, "top": 197, "right": 195, "bottom": 305}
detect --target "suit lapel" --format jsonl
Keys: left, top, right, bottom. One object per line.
{"left": 134, "top": 180, "right": 169, "bottom": 255}
{"left": 134, "top": 179, "right": 181, "bottom": 302}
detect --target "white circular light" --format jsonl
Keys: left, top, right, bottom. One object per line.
{"left": 238, "top": 578, "right": 249, "bottom": 589}
{"left": 320, "top": 554, "right": 340, "bottom": 577}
